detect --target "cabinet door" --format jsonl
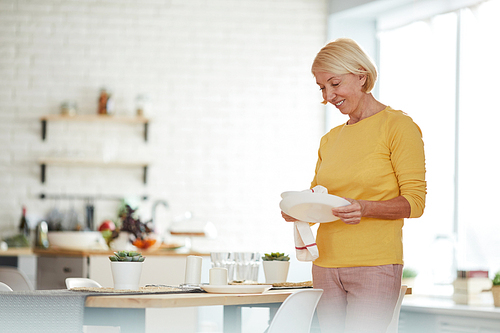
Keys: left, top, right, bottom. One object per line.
{"left": 437, "top": 315, "right": 500, "bottom": 333}
{"left": 37, "top": 256, "right": 87, "bottom": 290}
{"left": 399, "top": 311, "right": 437, "bottom": 333}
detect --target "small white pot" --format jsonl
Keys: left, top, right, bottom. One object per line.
{"left": 110, "top": 261, "right": 143, "bottom": 290}
{"left": 263, "top": 261, "right": 290, "bottom": 284}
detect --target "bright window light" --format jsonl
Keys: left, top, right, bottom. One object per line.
{"left": 378, "top": 0, "right": 500, "bottom": 291}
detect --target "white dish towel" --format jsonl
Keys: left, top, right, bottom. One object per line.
{"left": 294, "top": 185, "right": 327, "bottom": 262}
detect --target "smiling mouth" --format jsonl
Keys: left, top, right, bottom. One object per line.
{"left": 335, "top": 100, "right": 345, "bottom": 107}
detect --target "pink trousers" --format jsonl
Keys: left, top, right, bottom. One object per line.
{"left": 312, "top": 264, "right": 403, "bottom": 333}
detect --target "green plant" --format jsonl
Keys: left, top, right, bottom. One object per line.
{"left": 262, "top": 252, "right": 290, "bottom": 261}
{"left": 109, "top": 251, "right": 145, "bottom": 262}
{"left": 402, "top": 268, "right": 418, "bottom": 279}
{"left": 493, "top": 272, "right": 500, "bottom": 286}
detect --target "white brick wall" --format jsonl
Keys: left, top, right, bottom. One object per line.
{"left": 0, "top": 0, "right": 327, "bottom": 253}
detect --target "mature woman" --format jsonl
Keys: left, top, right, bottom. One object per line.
{"left": 282, "top": 38, "right": 426, "bottom": 333}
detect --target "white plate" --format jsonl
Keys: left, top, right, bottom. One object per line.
{"left": 279, "top": 191, "right": 350, "bottom": 223}
{"left": 201, "top": 285, "right": 272, "bottom": 294}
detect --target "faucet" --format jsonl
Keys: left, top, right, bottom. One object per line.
{"left": 151, "top": 200, "right": 170, "bottom": 233}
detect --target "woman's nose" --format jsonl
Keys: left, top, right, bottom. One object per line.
{"left": 326, "top": 88, "right": 336, "bottom": 102}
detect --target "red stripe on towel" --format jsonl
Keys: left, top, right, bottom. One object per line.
{"left": 295, "top": 243, "right": 317, "bottom": 250}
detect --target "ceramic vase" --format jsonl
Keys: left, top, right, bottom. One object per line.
{"left": 262, "top": 261, "right": 290, "bottom": 284}
{"left": 493, "top": 286, "right": 500, "bottom": 307}
{"left": 110, "top": 261, "right": 143, "bottom": 290}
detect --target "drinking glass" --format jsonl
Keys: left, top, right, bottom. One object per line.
{"left": 210, "top": 252, "right": 235, "bottom": 282}
{"left": 233, "top": 252, "right": 260, "bottom": 282}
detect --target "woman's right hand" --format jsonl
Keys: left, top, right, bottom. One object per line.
{"left": 281, "top": 211, "right": 298, "bottom": 222}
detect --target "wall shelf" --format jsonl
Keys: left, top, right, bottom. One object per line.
{"left": 39, "top": 158, "right": 149, "bottom": 184}
{"left": 40, "top": 114, "right": 150, "bottom": 141}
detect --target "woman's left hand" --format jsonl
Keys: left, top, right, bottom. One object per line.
{"left": 331, "top": 198, "right": 366, "bottom": 225}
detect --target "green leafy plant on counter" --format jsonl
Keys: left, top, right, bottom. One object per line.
{"left": 2, "top": 234, "right": 30, "bottom": 248}
{"left": 493, "top": 272, "right": 500, "bottom": 286}
{"left": 109, "top": 251, "right": 145, "bottom": 262}
{"left": 402, "top": 268, "right": 418, "bottom": 279}
{"left": 262, "top": 252, "right": 290, "bottom": 261}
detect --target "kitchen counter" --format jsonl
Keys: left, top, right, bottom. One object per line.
{"left": 33, "top": 247, "right": 210, "bottom": 257}
{"left": 0, "top": 247, "right": 34, "bottom": 256}
{"left": 399, "top": 295, "right": 500, "bottom": 333}
{"left": 2, "top": 247, "right": 210, "bottom": 257}
{"left": 403, "top": 295, "right": 500, "bottom": 319}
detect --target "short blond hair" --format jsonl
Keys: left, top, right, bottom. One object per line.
{"left": 311, "top": 38, "right": 377, "bottom": 93}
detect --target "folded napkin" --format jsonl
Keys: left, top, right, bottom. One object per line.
{"left": 294, "top": 185, "right": 327, "bottom": 262}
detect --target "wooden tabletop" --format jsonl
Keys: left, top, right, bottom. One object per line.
{"left": 85, "top": 287, "right": 412, "bottom": 309}
{"left": 85, "top": 289, "right": 295, "bottom": 309}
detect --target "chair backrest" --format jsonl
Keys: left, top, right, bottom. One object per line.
{"left": 0, "top": 266, "right": 34, "bottom": 291}
{"left": 0, "top": 281, "right": 13, "bottom": 291}
{"left": 267, "top": 289, "right": 323, "bottom": 333}
{"left": 65, "top": 277, "right": 102, "bottom": 289}
{"left": 386, "top": 285, "right": 408, "bottom": 333}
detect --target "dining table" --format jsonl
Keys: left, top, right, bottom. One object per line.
{"left": 84, "top": 288, "right": 297, "bottom": 333}
{"left": 1, "top": 287, "right": 412, "bottom": 332}
{"left": 0, "top": 288, "right": 301, "bottom": 333}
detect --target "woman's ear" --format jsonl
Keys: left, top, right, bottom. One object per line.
{"left": 359, "top": 74, "right": 367, "bottom": 86}
{"left": 357, "top": 67, "right": 367, "bottom": 87}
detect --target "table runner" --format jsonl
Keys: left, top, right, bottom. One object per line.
{"left": 0, "top": 290, "right": 86, "bottom": 333}
{"left": 69, "top": 285, "right": 204, "bottom": 294}
{"left": 0, "top": 286, "right": 204, "bottom": 332}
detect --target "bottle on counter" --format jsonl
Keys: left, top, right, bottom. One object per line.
{"left": 19, "top": 206, "right": 29, "bottom": 238}
{"left": 97, "top": 88, "right": 114, "bottom": 115}
{"left": 35, "top": 221, "right": 49, "bottom": 249}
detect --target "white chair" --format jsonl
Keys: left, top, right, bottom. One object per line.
{"left": 0, "top": 266, "right": 34, "bottom": 291}
{"left": 65, "top": 277, "right": 102, "bottom": 289}
{"left": 267, "top": 289, "right": 323, "bottom": 333}
{"left": 386, "top": 285, "right": 408, "bottom": 333}
{"left": 0, "top": 281, "right": 13, "bottom": 291}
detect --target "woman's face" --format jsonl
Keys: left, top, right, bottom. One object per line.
{"left": 315, "top": 72, "right": 367, "bottom": 117}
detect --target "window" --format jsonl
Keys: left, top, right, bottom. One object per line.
{"left": 377, "top": 0, "right": 500, "bottom": 292}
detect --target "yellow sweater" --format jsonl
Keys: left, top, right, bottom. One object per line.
{"left": 311, "top": 107, "right": 426, "bottom": 268}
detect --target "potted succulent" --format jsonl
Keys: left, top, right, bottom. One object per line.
{"left": 262, "top": 252, "right": 290, "bottom": 284}
{"left": 109, "top": 251, "right": 145, "bottom": 290}
{"left": 492, "top": 272, "right": 500, "bottom": 307}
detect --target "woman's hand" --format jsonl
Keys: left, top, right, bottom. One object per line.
{"left": 281, "top": 211, "right": 298, "bottom": 222}
{"left": 331, "top": 198, "right": 366, "bottom": 225}
{"left": 331, "top": 196, "right": 411, "bottom": 224}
